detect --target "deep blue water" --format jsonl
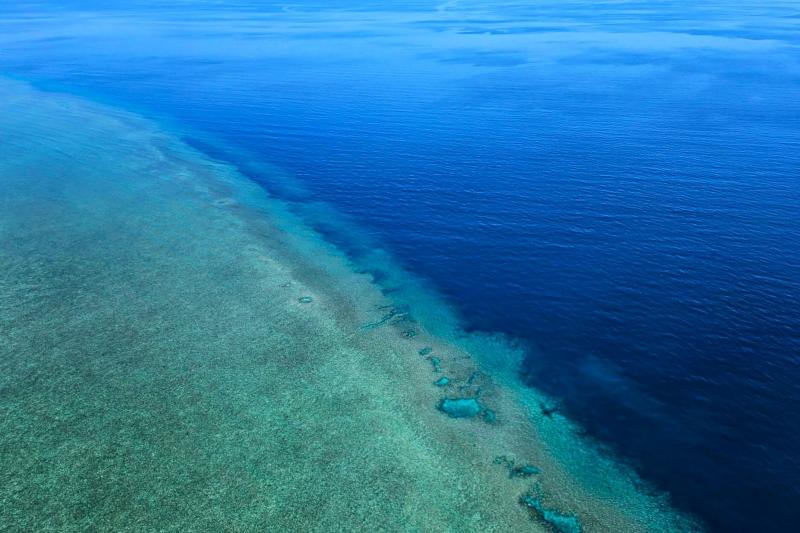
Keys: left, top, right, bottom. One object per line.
{"left": 2, "top": 1, "right": 799, "bottom": 530}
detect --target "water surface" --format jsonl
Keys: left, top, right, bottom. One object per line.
{"left": 1, "top": 1, "right": 799, "bottom": 531}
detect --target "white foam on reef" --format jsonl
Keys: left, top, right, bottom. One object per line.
{"left": 0, "top": 78, "right": 700, "bottom": 531}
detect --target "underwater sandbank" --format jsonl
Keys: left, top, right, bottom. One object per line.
{"left": 0, "top": 79, "right": 699, "bottom": 531}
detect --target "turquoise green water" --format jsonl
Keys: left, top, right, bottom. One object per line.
{"left": 0, "top": 79, "right": 696, "bottom": 531}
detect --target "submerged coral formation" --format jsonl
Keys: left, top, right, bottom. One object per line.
{"left": 521, "top": 493, "right": 582, "bottom": 533}
{"left": 0, "top": 79, "right": 701, "bottom": 533}
{"left": 511, "top": 465, "right": 540, "bottom": 478}
{"left": 361, "top": 305, "right": 409, "bottom": 329}
{"left": 438, "top": 398, "right": 482, "bottom": 418}
{"left": 494, "top": 455, "right": 540, "bottom": 479}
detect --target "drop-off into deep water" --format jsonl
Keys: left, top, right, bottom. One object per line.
{"left": 0, "top": 80, "right": 697, "bottom": 531}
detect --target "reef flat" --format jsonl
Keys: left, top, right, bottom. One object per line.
{"left": 0, "top": 79, "right": 698, "bottom": 531}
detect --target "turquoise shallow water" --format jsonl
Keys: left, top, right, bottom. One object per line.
{"left": 0, "top": 79, "right": 699, "bottom": 531}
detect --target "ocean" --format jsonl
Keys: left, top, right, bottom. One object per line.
{"left": 1, "top": 1, "right": 799, "bottom": 531}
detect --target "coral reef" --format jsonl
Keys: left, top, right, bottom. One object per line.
{"left": 438, "top": 398, "right": 482, "bottom": 418}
